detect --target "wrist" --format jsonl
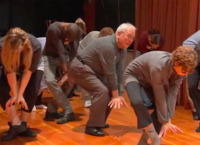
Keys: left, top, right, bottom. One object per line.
{"left": 62, "top": 71, "right": 68, "bottom": 75}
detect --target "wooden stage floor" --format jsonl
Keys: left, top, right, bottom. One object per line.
{"left": 0, "top": 92, "right": 200, "bottom": 145}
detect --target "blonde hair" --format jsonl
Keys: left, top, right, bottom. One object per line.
{"left": 1, "top": 27, "right": 33, "bottom": 73}
{"left": 75, "top": 18, "right": 86, "bottom": 34}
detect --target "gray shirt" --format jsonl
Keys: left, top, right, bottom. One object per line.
{"left": 78, "top": 31, "right": 100, "bottom": 52}
{"left": 183, "top": 30, "right": 200, "bottom": 64}
{"left": 124, "top": 51, "right": 185, "bottom": 123}
{"left": 77, "top": 34, "right": 126, "bottom": 95}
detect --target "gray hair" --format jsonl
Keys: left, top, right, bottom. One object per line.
{"left": 116, "top": 23, "right": 136, "bottom": 34}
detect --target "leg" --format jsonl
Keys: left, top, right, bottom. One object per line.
{"left": 20, "top": 70, "right": 44, "bottom": 137}
{"left": 0, "top": 74, "right": 26, "bottom": 141}
{"left": 44, "top": 56, "right": 73, "bottom": 122}
{"left": 71, "top": 58, "right": 111, "bottom": 136}
{"left": 81, "top": 88, "right": 92, "bottom": 108}
{"left": 187, "top": 66, "right": 200, "bottom": 131}
{"left": 126, "top": 81, "right": 160, "bottom": 145}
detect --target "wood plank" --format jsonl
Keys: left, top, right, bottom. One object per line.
{"left": 0, "top": 92, "right": 200, "bottom": 145}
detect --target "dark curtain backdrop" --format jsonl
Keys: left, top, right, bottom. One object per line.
{"left": 135, "top": 0, "right": 200, "bottom": 108}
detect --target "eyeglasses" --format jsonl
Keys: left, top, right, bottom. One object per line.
{"left": 122, "top": 32, "right": 135, "bottom": 41}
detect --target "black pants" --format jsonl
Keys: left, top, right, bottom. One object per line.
{"left": 188, "top": 66, "right": 200, "bottom": 118}
{"left": 126, "top": 81, "right": 162, "bottom": 133}
{"left": 0, "top": 70, "right": 43, "bottom": 112}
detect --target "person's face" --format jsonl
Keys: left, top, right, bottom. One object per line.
{"left": 148, "top": 36, "right": 160, "bottom": 50}
{"left": 150, "top": 43, "right": 160, "bottom": 49}
{"left": 117, "top": 27, "right": 135, "bottom": 49}
{"left": 173, "top": 65, "right": 193, "bottom": 76}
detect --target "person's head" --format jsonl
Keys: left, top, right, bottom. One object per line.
{"left": 1, "top": 27, "right": 33, "bottom": 73}
{"left": 65, "top": 23, "right": 81, "bottom": 42}
{"left": 98, "top": 27, "right": 114, "bottom": 37}
{"left": 172, "top": 46, "right": 198, "bottom": 76}
{"left": 75, "top": 18, "right": 86, "bottom": 37}
{"left": 148, "top": 29, "right": 162, "bottom": 49}
{"left": 116, "top": 23, "right": 136, "bottom": 49}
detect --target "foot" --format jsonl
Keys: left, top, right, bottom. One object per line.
{"left": 36, "top": 104, "right": 47, "bottom": 109}
{"left": 32, "top": 105, "right": 36, "bottom": 111}
{"left": 84, "top": 100, "right": 91, "bottom": 108}
{"left": 1, "top": 122, "right": 27, "bottom": 141}
{"left": 196, "top": 126, "right": 200, "bottom": 132}
{"left": 19, "top": 122, "right": 37, "bottom": 137}
{"left": 57, "top": 112, "right": 75, "bottom": 124}
{"left": 44, "top": 111, "right": 64, "bottom": 121}
{"left": 192, "top": 111, "right": 200, "bottom": 120}
{"left": 97, "top": 124, "right": 110, "bottom": 129}
{"left": 85, "top": 126, "right": 105, "bottom": 137}
{"left": 137, "top": 131, "right": 150, "bottom": 145}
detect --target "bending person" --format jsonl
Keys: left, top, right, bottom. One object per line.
{"left": 70, "top": 23, "right": 136, "bottom": 136}
{"left": 124, "top": 46, "right": 197, "bottom": 145}
{"left": 0, "top": 27, "right": 43, "bottom": 141}
{"left": 43, "top": 21, "right": 82, "bottom": 124}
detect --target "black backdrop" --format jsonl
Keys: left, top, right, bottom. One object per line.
{"left": 0, "top": 0, "right": 85, "bottom": 37}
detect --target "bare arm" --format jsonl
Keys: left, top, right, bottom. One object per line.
{"left": 17, "top": 70, "right": 32, "bottom": 110}
{"left": 5, "top": 72, "right": 18, "bottom": 109}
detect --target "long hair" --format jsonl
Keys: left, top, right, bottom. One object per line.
{"left": 1, "top": 27, "right": 33, "bottom": 73}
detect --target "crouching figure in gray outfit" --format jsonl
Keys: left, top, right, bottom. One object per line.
{"left": 70, "top": 23, "right": 136, "bottom": 136}
{"left": 123, "top": 46, "right": 198, "bottom": 145}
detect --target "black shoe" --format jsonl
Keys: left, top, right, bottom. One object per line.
{"left": 57, "top": 112, "right": 75, "bottom": 124}
{"left": 19, "top": 122, "right": 37, "bottom": 137}
{"left": 192, "top": 111, "right": 200, "bottom": 120}
{"left": 1, "top": 122, "right": 27, "bottom": 141}
{"left": 85, "top": 126, "right": 105, "bottom": 137}
{"left": 103, "top": 124, "right": 110, "bottom": 128}
{"left": 196, "top": 124, "right": 200, "bottom": 132}
{"left": 44, "top": 111, "right": 64, "bottom": 121}
{"left": 97, "top": 124, "right": 110, "bottom": 129}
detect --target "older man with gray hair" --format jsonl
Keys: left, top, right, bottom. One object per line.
{"left": 70, "top": 23, "right": 136, "bottom": 136}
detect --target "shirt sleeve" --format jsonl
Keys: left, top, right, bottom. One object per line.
{"left": 182, "top": 30, "right": 200, "bottom": 48}
{"left": 150, "top": 69, "right": 169, "bottom": 124}
{"left": 166, "top": 77, "right": 184, "bottom": 119}
{"left": 116, "top": 50, "right": 127, "bottom": 96}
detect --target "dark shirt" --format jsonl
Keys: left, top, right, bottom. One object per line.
{"left": 77, "top": 34, "right": 126, "bottom": 95}
{"left": 0, "top": 34, "right": 42, "bottom": 73}
{"left": 137, "top": 31, "right": 162, "bottom": 54}
{"left": 43, "top": 22, "right": 66, "bottom": 62}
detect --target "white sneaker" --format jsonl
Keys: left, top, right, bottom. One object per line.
{"left": 84, "top": 100, "right": 91, "bottom": 108}
{"left": 36, "top": 104, "right": 47, "bottom": 109}
{"left": 32, "top": 105, "right": 36, "bottom": 111}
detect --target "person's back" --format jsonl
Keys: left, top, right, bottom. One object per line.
{"left": 78, "top": 31, "right": 100, "bottom": 51}
{"left": 124, "top": 51, "right": 175, "bottom": 86}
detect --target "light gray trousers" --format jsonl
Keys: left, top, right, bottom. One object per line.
{"left": 43, "top": 56, "right": 73, "bottom": 114}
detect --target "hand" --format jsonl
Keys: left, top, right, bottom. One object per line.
{"left": 6, "top": 96, "right": 17, "bottom": 109}
{"left": 17, "top": 95, "right": 28, "bottom": 110}
{"left": 58, "top": 73, "right": 68, "bottom": 86}
{"left": 108, "top": 96, "right": 129, "bottom": 109}
{"left": 158, "top": 122, "right": 183, "bottom": 137}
